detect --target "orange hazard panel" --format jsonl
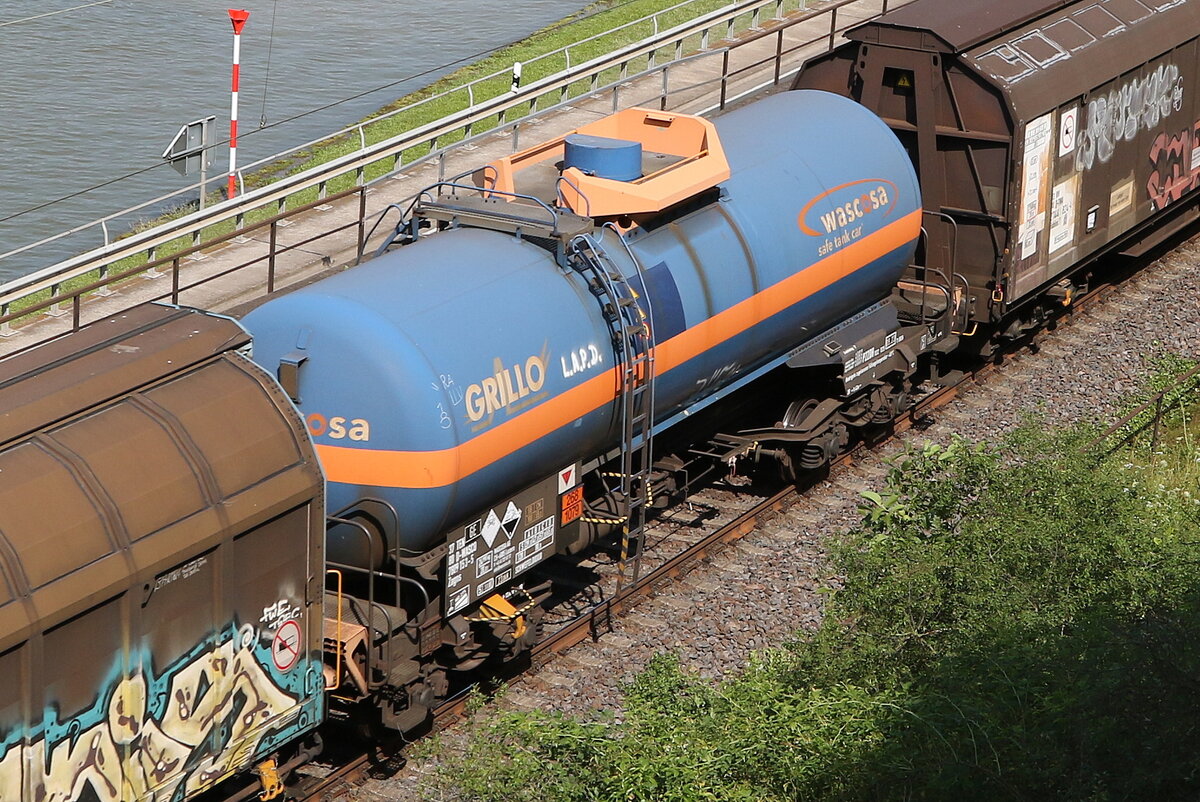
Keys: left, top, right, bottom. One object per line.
{"left": 561, "top": 486, "right": 585, "bottom": 525}
{"left": 485, "top": 107, "right": 730, "bottom": 218}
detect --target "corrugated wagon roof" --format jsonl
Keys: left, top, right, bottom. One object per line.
{"left": 0, "top": 304, "right": 320, "bottom": 648}
{"left": 849, "top": 0, "right": 1200, "bottom": 120}
{"left": 866, "top": 0, "right": 1076, "bottom": 52}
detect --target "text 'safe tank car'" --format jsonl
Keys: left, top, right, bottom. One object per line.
{"left": 0, "top": 305, "right": 325, "bottom": 802}
{"left": 244, "top": 91, "right": 920, "bottom": 590}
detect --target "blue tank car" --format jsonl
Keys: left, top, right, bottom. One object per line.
{"left": 243, "top": 90, "right": 921, "bottom": 580}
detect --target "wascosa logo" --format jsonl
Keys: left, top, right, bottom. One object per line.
{"left": 797, "top": 179, "right": 898, "bottom": 236}
{"left": 306, "top": 413, "right": 370, "bottom": 441}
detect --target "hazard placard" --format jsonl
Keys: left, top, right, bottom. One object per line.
{"left": 558, "top": 464, "right": 577, "bottom": 494}
{"left": 272, "top": 620, "right": 302, "bottom": 672}
{"left": 443, "top": 471, "right": 559, "bottom": 615}
{"left": 561, "top": 485, "right": 584, "bottom": 525}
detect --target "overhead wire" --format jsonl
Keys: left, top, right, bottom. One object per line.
{"left": 0, "top": 0, "right": 113, "bottom": 28}
{"left": 258, "top": 0, "right": 279, "bottom": 128}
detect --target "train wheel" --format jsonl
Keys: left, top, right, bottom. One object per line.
{"left": 871, "top": 382, "right": 909, "bottom": 423}
{"left": 780, "top": 398, "right": 821, "bottom": 430}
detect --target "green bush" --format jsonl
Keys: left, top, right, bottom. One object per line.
{"left": 426, "top": 425, "right": 1200, "bottom": 800}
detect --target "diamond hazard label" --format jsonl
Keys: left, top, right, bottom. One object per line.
{"left": 558, "top": 464, "right": 577, "bottom": 494}
{"left": 441, "top": 471, "right": 561, "bottom": 617}
{"left": 481, "top": 509, "right": 502, "bottom": 547}
{"left": 501, "top": 501, "right": 522, "bottom": 539}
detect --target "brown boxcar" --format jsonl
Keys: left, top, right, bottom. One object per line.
{"left": 795, "top": 0, "right": 1200, "bottom": 333}
{"left": 0, "top": 305, "right": 324, "bottom": 801}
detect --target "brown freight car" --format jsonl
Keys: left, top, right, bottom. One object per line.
{"left": 0, "top": 305, "right": 325, "bottom": 802}
{"left": 795, "top": 0, "right": 1200, "bottom": 340}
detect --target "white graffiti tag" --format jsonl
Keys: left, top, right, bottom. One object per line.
{"left": 1076, "top": 63, "right": 1183, "bottom": 171}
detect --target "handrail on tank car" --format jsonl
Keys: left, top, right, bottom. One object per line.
{"left": 327, "top": 515, "right": 384, "bottom": 686}
{"left": 903, "top": 259, "right": 955, "bottom": 330}
{"left": 911, "top": 226, "right": 955, "bottom": 323}
{"left": 601, "top": 220, "right": 644, "bottom": 268}
{"left": 417, "top": 181, "right": 563, "bottom": 223}
{"left": 476, "top": 164, "right": 500, "bottom": 191}
{"left": 906, "top": 239, "right": 936, "bottom": 326}
{"left": 326, "top": 508, "right": 432, "bottom": 672}
{"left": 367, "top": 204, "right": 410, "bottom": 257}
{"left": 600, "top": 220, "right": 656, "bottom": 332}
{"left": 371, "top": 179, "right": 571, "bottom": 253}
{"left": 353, "top": 496, "right": 429, "bottom": 560}
{"left": 434, "top": 163, "right": 503, "bottom": 193}
{"left": 555, "top": 174, "right": 593, "bottom": 218}
{"left": 326, "top": 569, "right": 344, "bottom": 692}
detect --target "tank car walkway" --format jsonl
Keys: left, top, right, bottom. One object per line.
{"left": 0, "top": 0, "right": 904, "bottom": 356}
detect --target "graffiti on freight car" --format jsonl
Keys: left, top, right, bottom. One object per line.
{"left": 432, "top": 374, "right": 465, "bottom": 430}
{"left": 0, "top": 623, "right": 314, "bottom": 802}
{"left": 1076, "top": 63, "right": 1183, "bottom": 171}
{"left": 1146, "top": 118, "right": 1200, "bottom": 210}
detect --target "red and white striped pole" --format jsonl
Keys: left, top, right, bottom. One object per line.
{"left": 227, "top": 9, "right": 250, "bottom": 199}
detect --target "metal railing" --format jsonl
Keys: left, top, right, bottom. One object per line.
{"left": 0, "top": 0, "right": 811, "bottom": 275}
{"left": 0, "top": 0, "right": 899, "bottom": 349}
{"left": 1089, "top": 362, "right": 1200, "bottom": 456}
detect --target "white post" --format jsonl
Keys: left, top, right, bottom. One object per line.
{"left": 227, "top": 9, "right": 250, "bottom": 199}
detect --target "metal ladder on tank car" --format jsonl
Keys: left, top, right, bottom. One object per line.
{"left": 566, "top": 232, "right": 656, "bottom": 591}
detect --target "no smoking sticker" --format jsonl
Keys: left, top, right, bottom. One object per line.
{"left": 272, "top": 619, "right": 302, "bottom": 672}
{"left": 1059, "top": 107, "right": 1077, "bottom": 157}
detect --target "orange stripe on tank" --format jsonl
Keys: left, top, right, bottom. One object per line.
{"left": 315, "top": 208, "right": 921, "bottom": 489}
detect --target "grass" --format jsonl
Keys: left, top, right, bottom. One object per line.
{"left": 419, "top": 420, "right": 1200, "bottom": 800}
{"left": 7, "top": 0, "right": 811, "bottom": 326}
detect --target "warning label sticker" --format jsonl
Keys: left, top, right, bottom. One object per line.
{"left": 481, "top": 510, "right": 501, "bottom": 547}
{"left": 501, "top": 502, "right": 522, "bottom": 539}
{"left": 558, "top": 464, "right": 578, "bottom": 493}
{"left": 444, "top": 471, "right": 563, "bottom": 616}
{"left": 272, "top": 620, "right": 302, "bottom": 672}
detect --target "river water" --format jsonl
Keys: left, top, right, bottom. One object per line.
{"left": 0, "top": 0, "right": 591, "bottom": 280}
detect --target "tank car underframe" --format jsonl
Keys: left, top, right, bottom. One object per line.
{"left": 320, "top": 493, "right": 562, "bottom": 734}
{"left": 313, "top": 270, "right": 966, "bottom": 740}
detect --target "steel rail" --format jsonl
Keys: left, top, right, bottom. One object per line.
{"left": 290, "top": 379, "right": 960, "bottom": 802}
